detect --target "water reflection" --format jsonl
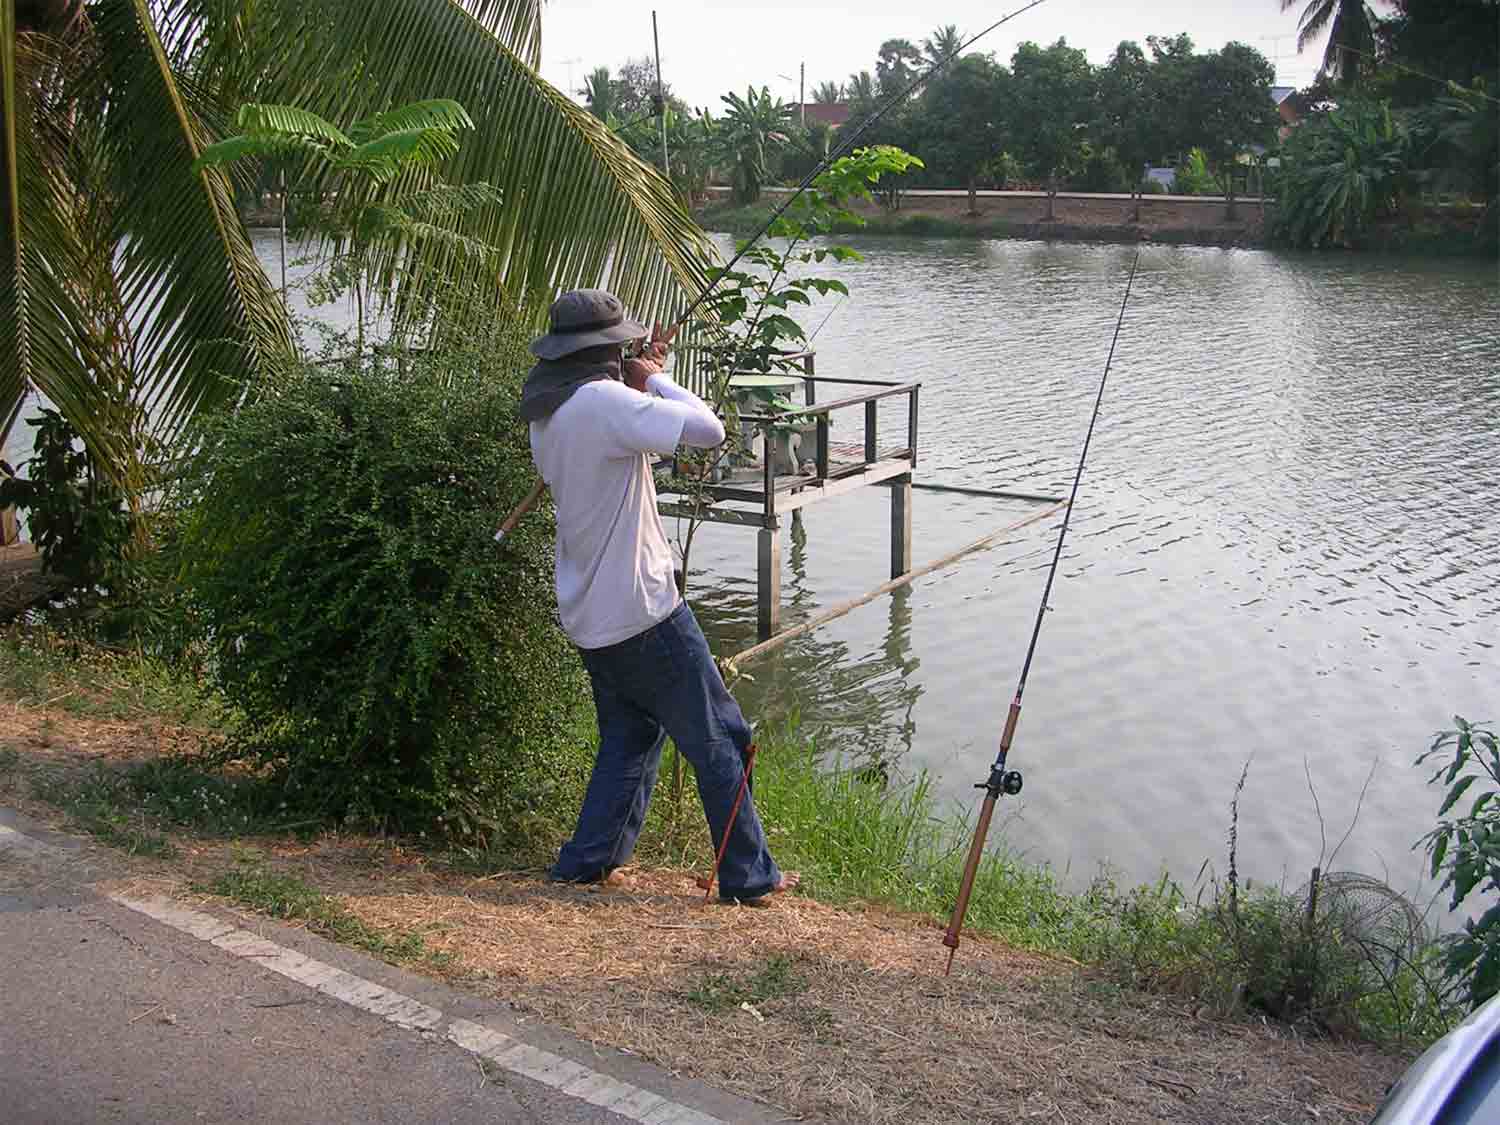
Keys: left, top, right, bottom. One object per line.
{"left": 694, "top": 516, "right": 924, "bottom": 769}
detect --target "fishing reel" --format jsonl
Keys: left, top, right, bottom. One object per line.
{"left": 978, "top": 764, "right": 1024, "bottom": 798}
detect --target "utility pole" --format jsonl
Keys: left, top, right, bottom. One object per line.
{"left": 652, "top": 12, "right": 670, "bottom": 180}
{"left": 800, "top": 61, "right": 805, "bottom": 126}
{"left": 560, "top": 56, "right": 583, "bottom": 98}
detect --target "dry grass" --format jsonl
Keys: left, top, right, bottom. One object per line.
{"left": 3, "top": 706, "right": 1409, "bottom": 1124}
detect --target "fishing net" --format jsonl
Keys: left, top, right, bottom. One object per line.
{"left": 1296, "top": 870, "right": 1428, "bottom": 979}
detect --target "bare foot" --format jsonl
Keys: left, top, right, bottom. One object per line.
{"left": 602, "top": 867, "right": 637, "bottom": 890}
{"left": 727, "top": 871, "right": 800, "bottom": 907}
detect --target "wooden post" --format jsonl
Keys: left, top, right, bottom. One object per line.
{"left": 864, "top": 400, "right": 878, "bottom": 464}
{"left": 890, "top": 475, "right": 912, "bottom": 579}
{"left": 757, "top": 521, "right": 782, "bottom": 640}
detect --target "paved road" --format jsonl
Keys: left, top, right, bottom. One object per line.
{"left": 0, "top": 811, "right": 782, "bottom": 1125}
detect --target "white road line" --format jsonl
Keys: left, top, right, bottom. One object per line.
{"left": 1, "top": 824, "right": 725, "bottom": 1125}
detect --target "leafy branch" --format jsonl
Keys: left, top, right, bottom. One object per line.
{"left": 1416, "top": 714, "right": 1500, "bottom": 1010}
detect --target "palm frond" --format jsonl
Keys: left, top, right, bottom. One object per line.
{"left": 93, "top": 0, "right": 293, "bottom": 440}
{"left": 236, "top": 102, "right": 352, "bottom": 146}
{"left": 1, "top": 0, "right": 27, "bottom": 447}
{"left": 345, "top": 126, "right": 463, "bottom": 180}
{"left": 463, "top": 0, "right": 542, "bottom": 71}
{"left": 1, "top": 20, "right": 116, "bottom": 462}
{"left": 192, "top": 132, "right": 302, "bottom": 172}
{"left": 350, "top": 98, "right": 475, "bottom": 143}
{"left": 239, "top": 0, "right": 713, "bottom": 329}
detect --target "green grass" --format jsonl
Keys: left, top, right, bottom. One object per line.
{"left": 685, "top": 953, "right": 809, "bottom": 1013}
{"left": 653, "top": 726, "right": 1456, "bottom": 1048}
{"left": 0, "top": 624, "right": 236, "bottom": 729}
{"left": 29, "top": 756, "right": 317, "bottom": 845}
{"left": 206, "top": 864, "right": 429, "bottom": 965}
{"left": 31, "top": 769, "right": 178, "bottom": 858}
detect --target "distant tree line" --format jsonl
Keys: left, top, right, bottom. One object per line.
{"left": 578, "top": 4, "right": 1497, "bottom": 250}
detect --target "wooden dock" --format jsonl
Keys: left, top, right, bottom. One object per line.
{"left": 658, "top": 354, "right": 920, "bottom": 639}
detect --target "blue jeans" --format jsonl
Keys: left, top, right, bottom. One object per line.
{"left": 551, "top": 602, "right": 782, "bottom": 900}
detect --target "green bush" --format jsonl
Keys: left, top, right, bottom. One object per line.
{"left": 1417, "top": 714, "right": 1500, "bottom": 1010}
{"left": 1171, "top": 148, "right": 1224, "bottom": 197}
{"left": 1139, "top": 179, "right": 1168, "bottom": 195}
{"left": 1076, "top": 148, "right": 1131, "bottom": 194}
{"left": 177, "top": 326, "right": 590, "bottom": 837}
{"left": 0, "top": 409, "right": 132, "bottom": 596}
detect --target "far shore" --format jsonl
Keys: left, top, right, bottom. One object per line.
{"left": 695, "top": 187, "right": 1494, "bottom": 255}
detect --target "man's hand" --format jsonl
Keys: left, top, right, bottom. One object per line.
{"left": 624, "top": 321, "right": 677, "bottom": 392}
{"left": 646, "top": 320, "right": 677, "bottom": 364}
{"left": 622, "top": 354, "right": 662, "bottom": 392}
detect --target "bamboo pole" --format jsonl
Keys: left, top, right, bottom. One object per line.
{"left": 723, "top": 500, "right": 1067, "bottom": 675}
{"left": 494, "top": 480, "right": 546, "bottom": 543}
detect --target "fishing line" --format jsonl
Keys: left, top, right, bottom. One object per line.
{"left": 941, "top": 247, "right": 1143, "bottom": 973}
{"left": 675, "top": 0, "right": 1051, "bottom": 330}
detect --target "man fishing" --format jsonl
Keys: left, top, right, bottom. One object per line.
{"left": 520, "top": 288, "right": 799, "bottom": 905}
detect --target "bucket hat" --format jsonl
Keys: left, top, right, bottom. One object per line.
{"left": 529, "top": 288, "right": 647, "bottom": 361}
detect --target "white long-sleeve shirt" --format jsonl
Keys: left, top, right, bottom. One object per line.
{"left": 528, "top": 370, "right": 724, "bottom": 649}
{"left": 644, "top": 371, "right": 725, "bottom": 447}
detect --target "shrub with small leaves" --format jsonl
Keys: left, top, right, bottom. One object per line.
{"left": 177, "top": 325, "right": 589, "bottom": 837}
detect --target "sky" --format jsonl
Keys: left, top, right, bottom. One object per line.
{"left": 537, "top": 0, "right": 1352, "bottom": 110}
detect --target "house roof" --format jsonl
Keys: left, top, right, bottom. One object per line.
{"left": 796, "top": 102, "right": 851, "bottom": 127}
{"left": 1271, "top": 86, "right": 1297, "bottom": 105}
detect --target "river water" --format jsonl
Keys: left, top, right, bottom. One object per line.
{"left": 687, "top": 234, "right": 1499, "bottom": 905}
{"left": 5, "top": 232, "right": 1495, "bottom": 906}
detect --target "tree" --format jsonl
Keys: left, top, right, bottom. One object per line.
{"left": 1185, "top": 42, "right": 1279, "bottom": 219}
{"left": 716, "top": 87, "right": 794, "bottom": 204}
{"left": 613, "top": 55, "right": 677, "bottom": 122}
{"left": 1096, "top": 42, "right": 1157, "bottom": 219}
{"left": 847, "top": 70, "right": 878, "bottom": 107}
{"left": 923, "top": 24, "right": 965, "bottom": 68}
{"left": 922, "top": 55, "right": 1010, "bottom": 213}
{"left": 811, "top": 80, "right": 844, "bottom": 105}
{"left": 1378, "top": 0, "right": 1500, "bottom": 104}
{"left": 1280, "top": 0, "right": 1382, "bottom": 87}
{"left": 1, "top": 0, "right": 710, "bottom": 509}
{"left": 845, "top": 70, "right": 881, "bottom": 133}
{"left": 1010, "top": 39, "right": 1096, "bottom": 220}
{"left": 581, "top": 67, "right": 617, "bottom": 121}
{"left": 876, "top": 38, "right": 924, "bottom": 99}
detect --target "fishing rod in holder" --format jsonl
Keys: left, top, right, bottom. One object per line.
{"left": 942, "top": 249, "right": 1142, "bottom": 974}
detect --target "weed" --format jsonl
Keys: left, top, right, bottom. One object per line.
{"left": 208, "top": 865, "right": 427, "bottom": 964}
{"left": 0, "top": 746, "right": 18, "bottom": 773}
{"left": 685, "top": 954, "right": 808, "bottom": 1013}
{"left": 32, "top": 768, "right": 176, "bottom": 857}
{"left": 123, "top": 757, "right": 309, "bottom": 837}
